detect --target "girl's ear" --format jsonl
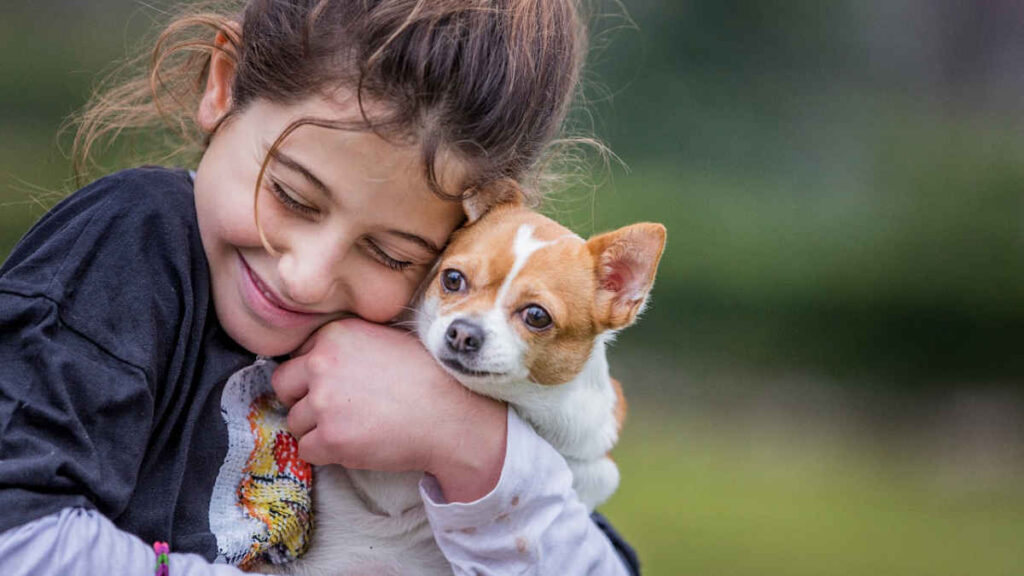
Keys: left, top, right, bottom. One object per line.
{"left": 587, "top": 223, "right": 667, "bottom": 331}
{"left": 462, "top": 178, "right": 525, "bottom": 223}
{"left": 197, "top": 24, "right": 241, "bottom": 132}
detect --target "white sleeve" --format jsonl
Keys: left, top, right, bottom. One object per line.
{"left": 419, "top": 409, "right": 632, "bottom": 576}
{"left": 0, "top": 508, "right": 261, "bottom": 576}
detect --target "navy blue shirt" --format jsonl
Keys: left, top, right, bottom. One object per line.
{"left": 0, "top": 167, "right": 256, "bottom": 557}
{"left": 0, "top": 166, "right": 638, "bottom": 573}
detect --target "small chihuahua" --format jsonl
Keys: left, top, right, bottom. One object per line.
{"left": 271, "top": 183, "right": 666, "bottom": 575}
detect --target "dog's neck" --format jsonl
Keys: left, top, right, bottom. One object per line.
{"left": 465, "top": 332, "right": 621, "bottom": 462}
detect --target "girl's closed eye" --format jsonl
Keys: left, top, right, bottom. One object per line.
{"left": 361, "top": 238, "right": 414, "bottom": 271}
{"left": 269, "top": 179, "right": 319, "bottom": 218}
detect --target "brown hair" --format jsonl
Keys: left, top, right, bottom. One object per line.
{"left": 70, "top": 0, "right": 592, "bottom": 203}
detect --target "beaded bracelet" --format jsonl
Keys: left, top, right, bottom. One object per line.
{"left": 153, "top": 541, "right": 169, "bottom": 576}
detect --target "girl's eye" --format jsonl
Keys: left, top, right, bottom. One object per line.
{"left": 270, "top": 181, "right": 318, "bottom": 216}
{"left": 520, "top": 305, "right": 553, "bottom": 331}
{"left": 441, "top": 269, "right": 467, "bottom": 293}
{"left": 363, "top": 239, "right": 413, "bottom": 272}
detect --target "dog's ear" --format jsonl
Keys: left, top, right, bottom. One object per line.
{"left": 587, "top": 223, "right": 667, "bottom": 331}
{"left": 462, "top": 178, "right": 525, "bottom": 223}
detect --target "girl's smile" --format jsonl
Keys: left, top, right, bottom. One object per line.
{"left": 237, "top": 251, "right": 328, "bottom": 329}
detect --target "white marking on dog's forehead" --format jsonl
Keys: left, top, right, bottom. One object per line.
{"left": 494, "top": 224, "right": 555, "bottom": 306}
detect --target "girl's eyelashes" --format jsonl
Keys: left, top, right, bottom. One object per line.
{"left": 266, "top": 177, "right": 413, "bottom": 272}
{"left": 269, "top": 180, "right": 319, "bottom": 217}
{"left": 361, "top": 238, "right": 414, "bottom": 272}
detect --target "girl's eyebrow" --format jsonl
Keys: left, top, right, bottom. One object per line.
{"left": 270, "top": 149, "right": 331, "bottom": 198}
{"left": 386, "top": 229, "right": 442, "bottom": 256}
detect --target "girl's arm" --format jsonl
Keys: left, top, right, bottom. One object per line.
{"left": 273, "top": 318, "right": 639, "bottom": 575}
{"left": 0, "top": 508, "right": 252, "bottom": 576}
{"left": 420, "top": 408, "right": 636, "bottom": 576}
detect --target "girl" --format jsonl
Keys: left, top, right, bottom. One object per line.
{"left": 0, "top": 1, "right": 639, "bottom": 574}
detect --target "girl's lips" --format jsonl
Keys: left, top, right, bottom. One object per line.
{"left": 237, "top": 253, "right": 322, "bottom": 328}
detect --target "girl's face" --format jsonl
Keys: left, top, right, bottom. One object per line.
{"left": 193, "top": 96, "right": 466, "bottom": 356}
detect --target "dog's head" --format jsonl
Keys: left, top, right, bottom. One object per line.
{"left": 416, "top": 185, "right": 666, "bottom": 399}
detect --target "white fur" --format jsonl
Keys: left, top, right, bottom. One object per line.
{"left": 264, "top": 469, "right": 449, "bottom": 576}
{"left": 432, "top": 329, "right": 622, "bottom": 508}
{"left": 495, "top": 224, "right": 551, "bottom": 304}
{"left": 272, "top": 225, "right": 622, "bottom": 575}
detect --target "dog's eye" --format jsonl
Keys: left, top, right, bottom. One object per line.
{"left": 441, "top": 269, "right": 467, "bottom": 293}
{"left": 521, "top": 305, "right": 552, "bottom": 330}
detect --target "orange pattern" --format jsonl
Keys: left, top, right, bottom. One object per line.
{"left": 235, "top": 393, "right": 314, "bottom": 569}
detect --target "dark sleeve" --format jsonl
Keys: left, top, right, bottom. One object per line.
{"left": 592, "top": 512, "right": 641, "bottom": 575}
{"left": 0, "top": 167, "right": 199, "bottom": 534}
{"left": 0, "top": 292, "right": 153, "bottom": 533}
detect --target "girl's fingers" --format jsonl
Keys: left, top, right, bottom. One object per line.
{"left": 271, "top": 354, "right": 310, "bottom": 407}
{"left": 296, "top": 428, "right": 333, "bottom": 466}
{"left": 286, "top": 396, "right": 317, "bottom": 439}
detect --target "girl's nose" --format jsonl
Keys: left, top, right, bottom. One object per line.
{"left": 276, "top": 234, "right": 350, "bottom": 307}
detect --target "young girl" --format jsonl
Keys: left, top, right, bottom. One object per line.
{"left": 0, "top": 1, "right": 638, "bottom": 574}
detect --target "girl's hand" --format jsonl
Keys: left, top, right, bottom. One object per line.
{"left": 271, "top": 317, "right": 508, "bottom": 503}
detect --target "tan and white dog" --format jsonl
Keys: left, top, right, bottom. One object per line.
{"left": 271, "top": 186, "right": 666, "bottom": 575}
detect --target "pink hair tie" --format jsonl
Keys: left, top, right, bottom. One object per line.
{"left": 153, "top": 541, "right": 170, "bottom": 576}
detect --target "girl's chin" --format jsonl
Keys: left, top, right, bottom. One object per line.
{"left": 221, "top": 312, "right": 311, "bottom": 357}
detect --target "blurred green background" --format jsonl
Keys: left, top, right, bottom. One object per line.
{"left": 3, "top": 1, "right": 1024, "bottom": 573}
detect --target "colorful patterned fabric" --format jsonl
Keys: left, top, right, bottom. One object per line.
{"left": 209, "top": 358, "right": 313, "bottom": 568}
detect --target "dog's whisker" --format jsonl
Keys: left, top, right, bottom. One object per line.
{"left": 389, "top": 320, "right": 420, "bottom": 330}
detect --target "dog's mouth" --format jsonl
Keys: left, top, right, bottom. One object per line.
{"left": 440, "top": 357, "right": 503, "bottom": 378}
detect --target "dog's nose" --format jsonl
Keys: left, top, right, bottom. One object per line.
{"left": 445, "top": 319, "right": 485, "bottom": 353}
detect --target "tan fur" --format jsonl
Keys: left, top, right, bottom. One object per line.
{"left": 604, "top": 379, "right": 626, "bottom": 464}
{"left": 611, "top": 377, "right": 627, "bottom": 432}
{"left": 430, "top": 206, "right": 602, "bottom": 385}
{"left": 429, "top": 206, "right": 666, "bottom": 387}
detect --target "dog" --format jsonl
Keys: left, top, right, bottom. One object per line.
{"left": 265, "top": 183, "right": 666, "bottom": 575}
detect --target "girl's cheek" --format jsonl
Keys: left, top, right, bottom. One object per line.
{"left": 352, "top": 273, "right": 417, "bottom": 323}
